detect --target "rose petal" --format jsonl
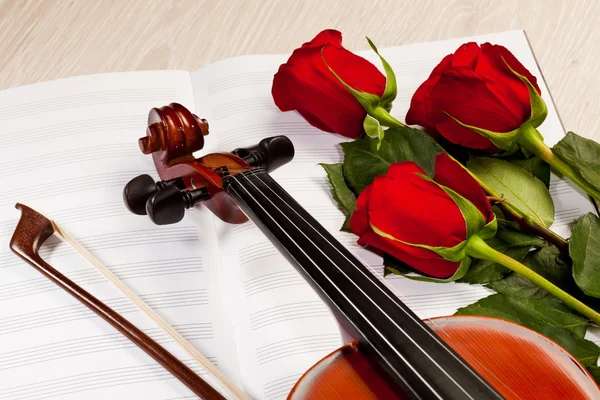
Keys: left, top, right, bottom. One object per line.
{"left": 451, "top": 42, "right": 481, "bottom": 68}
{"left": 476, "top": 44, "right": 540, "bottom": 123}
{"left": 349, "top": 184, "right": 374, "bottom": 236}
{"left": 272, "top": 30, "right": 385, "bottom": 138}
{"left": 367, "top": 162, "right": 467, "bottom": 249}
{"left": 301, "top": 29, "right": 343, "bottom": 49}
{"left": 406, "top": 54, "right": 453, "bottom": 127}
{"left": 434, "top": 153, "right": 494, "bottom": 222}
{"left": 358, "top": 230, "right": 461, "bottom": 278}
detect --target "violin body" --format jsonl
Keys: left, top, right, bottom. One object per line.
{"left": 290, "top": 316, "right": 599, "bottom": 399}
{"left": 124, "top": 103, "right": 600, "bottom": 400}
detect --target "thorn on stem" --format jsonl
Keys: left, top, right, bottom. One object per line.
{"left": 487, "top": 196, "right": 506, "bottom": 204}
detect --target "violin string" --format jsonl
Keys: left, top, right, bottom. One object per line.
{"left": 230, "top": 171, "right": 453, "bottom": 399}
{"left": 242, "top": 167, "right": 523, "bottom": 400}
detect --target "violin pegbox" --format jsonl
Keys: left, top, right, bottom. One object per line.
{"left": 123, "top": 103, "right": 295, "bottom": 225}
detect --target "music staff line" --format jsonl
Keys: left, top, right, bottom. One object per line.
{"left": 212, "top": 97, "right": 274, "bottom": 120}
{"left": 263, "top": 374, "right": 302, "bottom": 400}
{"left": 215, "top": 122, "right": 323, "bottom": 148}
{"left": 0, "top": 143, "right": 141, "bottom": 178}
{"left": 39, "top": 226, "right": 200, "bottom": 259}
{"left": 0, "top": 88, "right": 176, "bottom": 122}
{"left": 0, "top": 170, "right": 154, "bottom": 206}
{"left": 1, "top": 115, "right": 142, "bottom": 148}
{"left": 0, "top": 202, "right": 130, "bottom": 237}
{"left": 0, "top": 323, "right": 213, "bottom": 371}
{"left": 0, "top": 359, "right": 216, "bottom": 400}
{"left": 255, "top": 334, "right": 341, "bottom": 366}
{"left": 0, "top": 289, "right": 209, "bottom": 336}
{"left": 0, "top": 257, "right": 204, "bottom": 303}
{"left": 244, "top": 270, "right": 304, "bottom": 297}
{"left": 206, "top": 72, "right": 273, "bottom": 96}
{"left": 249, "top": 301, "right": 332, "bottom": 331}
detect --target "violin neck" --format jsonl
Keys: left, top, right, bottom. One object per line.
{"left": 223, "top": 169, "right": 502, "bottom": 400}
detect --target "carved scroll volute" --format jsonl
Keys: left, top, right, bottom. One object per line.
{"left": 139, "top": 103, "right": 209, "bottom": 175}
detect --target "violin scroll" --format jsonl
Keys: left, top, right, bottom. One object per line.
{"left": 139, "top": 103, "right": 209, "bottom": 165}
{"left": 124, "top": 103, "right": 295, "bottom": 225}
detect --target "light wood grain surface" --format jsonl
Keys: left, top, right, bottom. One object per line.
{"left": 1, "top": 0, "right": 599, "bottom": 139}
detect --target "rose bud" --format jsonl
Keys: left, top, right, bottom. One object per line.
{"left": 350, "top": 153, "right": 496, "bottom": 280}
{"left": 406, "top": 42, "right": 546, "bottom": 152}
{"left": 272, "top": 29, "right": 386, "bottom": 139}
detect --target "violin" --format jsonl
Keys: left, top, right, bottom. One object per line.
{"left": 123, "top": 103, "right": 600, "bottom": 399}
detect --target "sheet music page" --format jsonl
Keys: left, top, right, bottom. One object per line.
{"left": 0, "top": 72, "right": 241, "bottom": 399}
{"left": 191, "top": 30, "right": 598, "bottom": 399}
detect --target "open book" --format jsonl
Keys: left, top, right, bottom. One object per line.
{"left": 0, "top": 30, "right": 596, "bottom": 399}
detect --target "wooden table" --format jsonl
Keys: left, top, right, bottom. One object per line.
{"left": 1, "top": 0, "right": 599, "bottom": 139}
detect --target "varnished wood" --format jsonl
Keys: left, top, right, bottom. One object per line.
{"left": 289, "top": 343, "right": 405, "bottom": 399}
{"left": 9, "top": 203, "right": 225, "bottom": 400}
{"left": 290, "top": 316, "right": 600, "bottom": 399}
{"left": 140, "top": 103, "right": 251, "bottom": 223}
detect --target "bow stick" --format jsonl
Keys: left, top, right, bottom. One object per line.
{"left": 9, "top": 203, "right": 248, "bottom": 400}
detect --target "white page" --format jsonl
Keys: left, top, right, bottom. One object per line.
{"left": 0, "top": 72, "right": 241, "bottom": 399}
{"left": 190, "top": 30, "right": 597, "bottom": 399}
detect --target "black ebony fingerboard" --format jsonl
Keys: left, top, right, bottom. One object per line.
{"left": 223, "top": 169, "right": 502, "bottom": 400}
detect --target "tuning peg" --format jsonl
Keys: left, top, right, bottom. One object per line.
{"left": 146, "top": 186, "right": 211, "bottom": 225}
{"left": 123, "top": 174, "right": 183, "bottom": 215}
{"left": 233, "top": 136, "right": 294, "bottom": 172}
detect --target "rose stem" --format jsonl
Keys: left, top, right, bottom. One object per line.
{"left": 447, "top": 154, "right": 568, "bottom": 251}
{"left": 466, "top": 235, "right": 600, "bottom": 325}
{"left": 519, "top": 123, "right": 600, "bottom": 202}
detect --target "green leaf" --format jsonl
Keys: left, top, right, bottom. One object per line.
{"left": 459, "top": 259, "right": 509, "bottom": 284}
{"left": 553, "top": 131, "right": 600, "bottom": 190}
{"left": 456, "top": 294, "right": 597, "bottom": 363}
{"left": 522, "top": 245, "right": 573, "bottom": 289}
{"left": 341, "top": 125, "right": 443, "bottom": 194}
{"left": 509, "top": 155, "right": 551, "bottom": 188}
{"left": 366, "top": 37, "right": 397, "bottom": 109}
{"left": 495, "top": 229, "right": 545, "bottom": 248}
{"left": 319, "top": 163, "right": 357, "bottom": 231}
{"left": 467, "top": 156, "right": 555, "bottom": 227}
{"left": 570, "top": 213, "right": 600, "bottom": 298}
{"left": 363, "top": 115, "right": 385, "bottom": 150}
{"left": 487, "top": 272, "right": 547, "bottom": 298}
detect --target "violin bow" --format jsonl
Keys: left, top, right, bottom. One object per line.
{"left": 9, "top": 203, "right": 249, "bottom": 400}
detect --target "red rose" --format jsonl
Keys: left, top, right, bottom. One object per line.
{"left": 349, "top": 153, "right": 495, "bottom": 279}
{"left": 272, "top": 30, "right": 386, "bottom": 138}
{"left": 406, "top": 42, "right": 541, "bottom": 152}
